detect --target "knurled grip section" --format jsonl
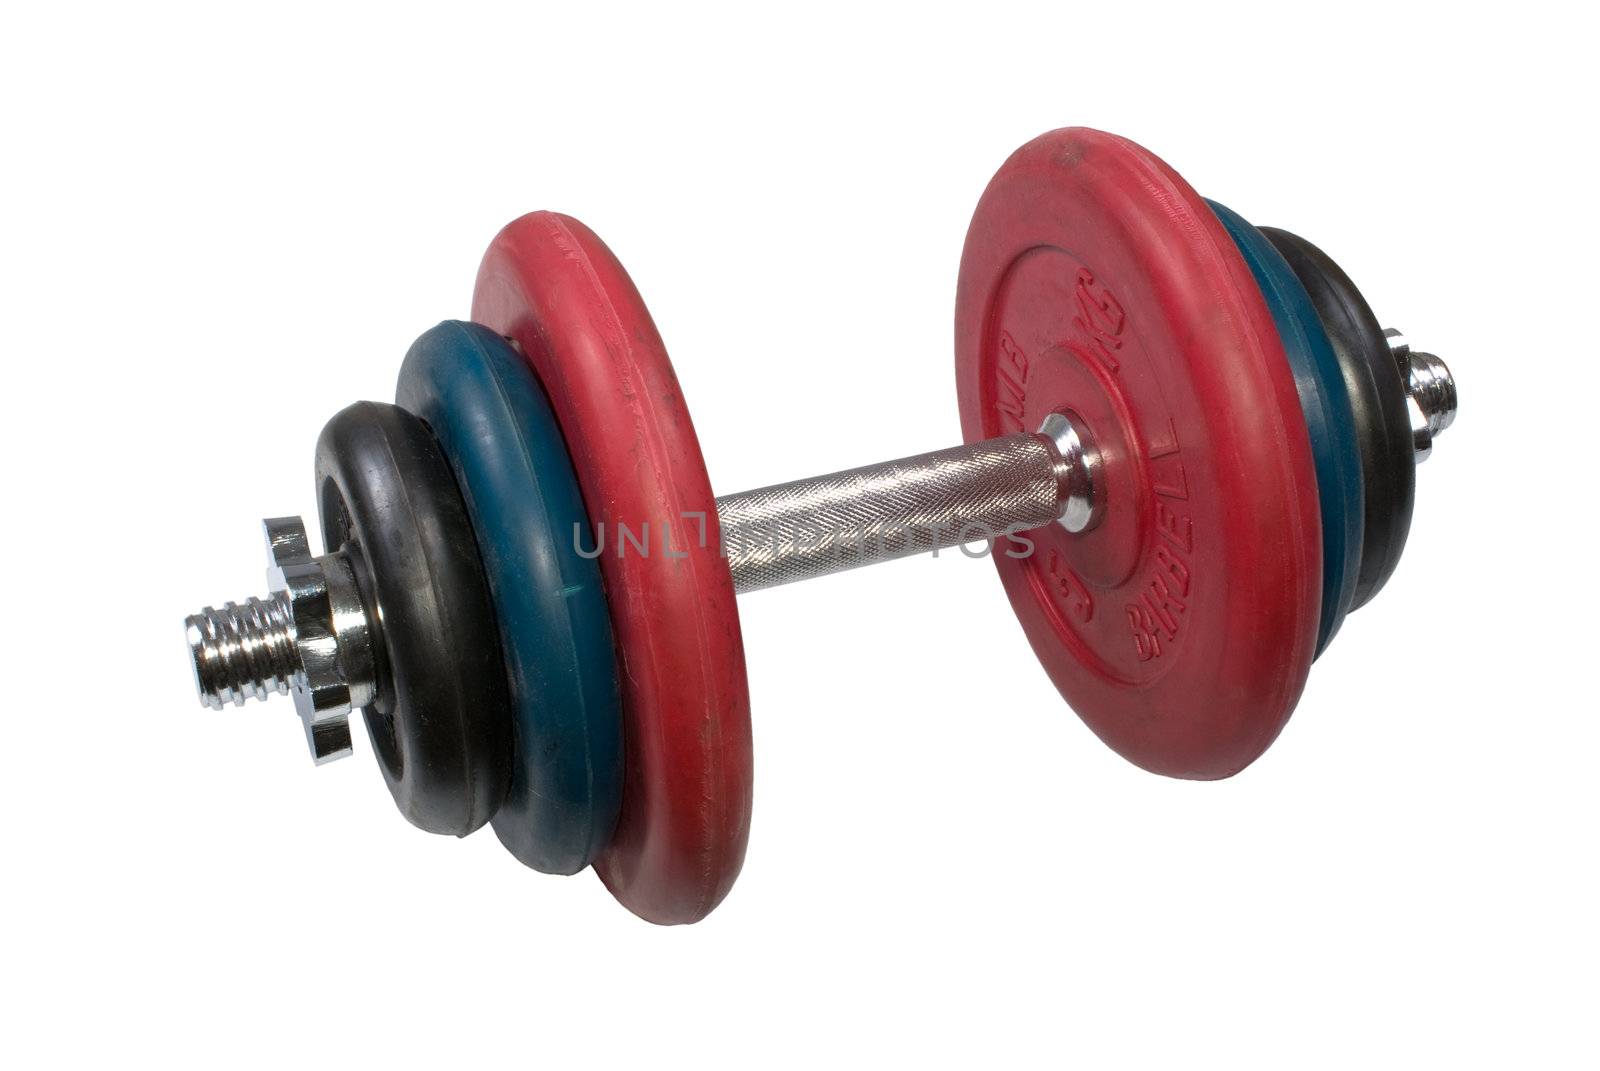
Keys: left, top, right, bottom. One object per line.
{"left": 715, "top": 432, "right": 1067, "bottom": 593}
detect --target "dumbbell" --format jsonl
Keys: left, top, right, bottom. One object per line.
{"left": 183, "top": 127, "right": 1457, "bottom": 925}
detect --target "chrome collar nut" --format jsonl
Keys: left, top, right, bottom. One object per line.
{"left": 264, "top": 517, "right": 377, "bottom": 763}
{"left": 185, "top": 517, "right": 380, "bottom": 764}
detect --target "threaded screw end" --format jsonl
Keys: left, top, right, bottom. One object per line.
{"left": 185, "top": 594, "right": 301, "bottom": 709}
{"left": 1407, "top": 350, "right": 1457, "bottom": 437}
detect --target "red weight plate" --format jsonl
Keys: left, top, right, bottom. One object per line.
{"left": 473, "top": 213, "right": 752, "bottom": 924}
{"left": 955, "top": 128, "right": 1321, "bottom": 779}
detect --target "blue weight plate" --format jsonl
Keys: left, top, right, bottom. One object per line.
{"left": 1207, "top": 201, "right": 1364, "bottom": 656}
{"left": 398, "top": 321, "right": 622, "bottom": 872}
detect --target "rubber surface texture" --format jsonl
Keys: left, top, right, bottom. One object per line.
{"left": 1208, "top": 201, "right": 1363, "bottom": 656}
{"left": 472, "top": 212, "right": 752, "bottom": 924}
{"left": 1262, "top": 227, "right": 1414, "bottom": 609}
{"left": 315, "top": 401, "right": 512, "bottom": 835}
{"left": 955, "top": 128, "right": 1322, "bottom": 780}
{"left": 397, "top": 321, "right": 622, "bottom": 875}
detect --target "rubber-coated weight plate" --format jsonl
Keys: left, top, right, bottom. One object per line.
{"left": 1208, "top": 201, "right": 1363, "bottom": 656}
{"left": 1261, "top": 227, "right": 1414, "bottom": 609}
{"left": 315, "top": 401, "right": 513, "bottom": 835}
{"left": 397, "top": 321, "right": 622, "bottom": 875}
{"left": 955, "top": 128, "right": 1322, "bottom": 780}
{"left": 473, "top": 212, "right": 752, "bottom": 925}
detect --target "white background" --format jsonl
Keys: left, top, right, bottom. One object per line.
{"left": 2, "top": 3, "right": 1593, "bottom": 1067}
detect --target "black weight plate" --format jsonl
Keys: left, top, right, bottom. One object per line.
{"left": 1261, "top": 228, "right": 1414, "bottom": 610}
{"left": 316, "top": 401, "right": 512, "bottom": 835}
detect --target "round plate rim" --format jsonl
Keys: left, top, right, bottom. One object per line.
{"left": 955, "top": 127, "right": 1321, "bottom": 779}
{"left": 471, "top": 212, "right": 752, "bottom": 924}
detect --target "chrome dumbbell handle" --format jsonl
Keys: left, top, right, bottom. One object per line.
{"left": 718, "top": 415, "right": 1099, "bottom": 594}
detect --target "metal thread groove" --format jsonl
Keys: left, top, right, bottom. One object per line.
{"left": 185, "top": 594, "right": 300, "bottom": 709}
{"left": 1407, "top": 350, "right": 1457, "bottom": 436}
